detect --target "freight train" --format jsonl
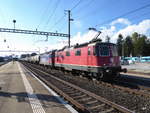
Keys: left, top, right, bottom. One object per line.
{"left": 21, "top": 39, "right": 127, "bottom": 81}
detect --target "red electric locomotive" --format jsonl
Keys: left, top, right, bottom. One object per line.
{"left": 49, "top": 39, "right": 126, "bottom": 80}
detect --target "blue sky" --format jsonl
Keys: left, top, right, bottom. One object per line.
{"left": 0, "top": 0, "right": 150, "bottom": 56}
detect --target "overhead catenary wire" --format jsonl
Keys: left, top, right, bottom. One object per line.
{"left": 129, "top": 10, "right": 150, "bottom": 23}
{"left": 49, "top": 15, "right": 66, "bottom": 31}
{"left": 50, "top": 0, "right": 83, "bottom": 31}
{"left": 45, "top": 0, "right": 61, "bottom": 28}
{"left": 95, "top": 3, "right": 150, "bottom": 27}
{"left": 73, "top": 0, "right": 95, "bottom": 15}
{"left": 54, "top": 19, "right": 67, "bottom": 32}
{"left": 36, "top": 0, "right": 52, "bottom": 29}
{"left": 71, "top": 0, "right": 83, "bottom": 11}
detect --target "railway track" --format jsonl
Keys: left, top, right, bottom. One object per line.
{"left": 98, "top": 80, "right": 150, "bottom": 98}
{"left": 21, "top": 62, "right": 134, "bottom": 113}
{"left": 113, "top": 74, "right": 150, "bottom": 97}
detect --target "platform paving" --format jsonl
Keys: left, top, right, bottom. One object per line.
{"left": 0, "top": 62, "right": 77, "bottom": 113}
{"left": 122, "top": 62, "right": 150, "bottom": 73}
{"left": 121, "top": 62, "right": 150, "bottom": 81}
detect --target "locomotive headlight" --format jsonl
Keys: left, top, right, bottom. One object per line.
{"left": 106, "top": 69, "right": 110, "bottom": 72}
{"left": 110, "top": 58, "right": 113, "bottom": 63}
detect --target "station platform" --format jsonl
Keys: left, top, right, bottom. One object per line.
{"left": 122, "top": 63, "right": 150, "bottom": 80}
{"left": 0, "top": 62, "right": 77, "bottom": 113}
{"left": 122, "top": 63, "right": 150, "bottom": 74}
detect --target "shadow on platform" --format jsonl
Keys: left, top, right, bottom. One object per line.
{"left": 0, "top": 72, "right": 21, "bottom": 75}
{"left": 0, "top": 72, "right": 35, "bottom": 77}
{"left": 0, "top": 91, "right": 67, "bottom": 108}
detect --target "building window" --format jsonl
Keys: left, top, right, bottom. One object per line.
{"left": 75, "top": 49, "right": 81, "bottom": 56}
{"left": 66, "top": 51, "right": 70, "bottom": 56}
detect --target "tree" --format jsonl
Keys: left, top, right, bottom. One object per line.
{"left": 138, "top": 34, "right": 147, "bottom": 56}
{"left": 144, "top": 39, "right": 150, "bottom": 56}
{"left": 124, "top": 36, "right": 133, "bottom": 57}
{"left": 116, "top": 34, "right": 124, "bottom": 56}
{"left": 131, "top": 32, "right": 149, "bottom": 56}
{"left": 131, "top": 32, "right": 139, "bottom": 56}
{"left": 117, "top": 32, "right": 150, "bottom": 57}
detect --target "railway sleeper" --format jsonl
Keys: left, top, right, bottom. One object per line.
{"left": 69, "top": 92, "right": 83, "bottom": 96}
{"left": 65, "top": 90, "right": 80, "bottom": 95}
{"left": 88, "top": 103, "right": 105, "bottom": 110}
{"left": 76, "top": 97, "right": 92, "bottom": 102}
{"left": 85, "top": 100, "right": 98, "bottom": 105}
{"left": 61, "top": 87, "right": 75, "bottom": 91}
{"left": 72, "top": 94, "right": 87, "bottom": 99}
{"left": 85, "top": 101, "right": 103, "bottom": 107}
{"left": 62, "top": 89, "right": 76, "bottom": 94}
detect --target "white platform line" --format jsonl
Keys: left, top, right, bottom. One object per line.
{"left": 17, "top": 63, "right": 46, "bottom": 113}
{"left": 22, "top": 63, "right": 78, "bottom": 113}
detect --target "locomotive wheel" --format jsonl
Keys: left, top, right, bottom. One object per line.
{"left": 114, "top": 72, "right": 120, "bottom": 78}
{"left": 96, "top": 72, "right": 104, "bottom": 81}
{"left": 96, "top": 72, "right": 114, "bottom": 82}
{"left": 100, "top": 72, "right": 104, "bottom": 79}
{"left": 92, "top": 72, "right": 97, "bottom": 78}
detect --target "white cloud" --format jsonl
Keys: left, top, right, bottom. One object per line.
{"left": 99, "top": 26, "right": 116, "bottom": 41}
{"left": 111, "top": 18, "right": 131, "bottom": 26}
{"left": 112, "top": 19, "right": 150, "bottom": 42}
{"left": 71, "top": 31, "right": 98, "bottom": 45}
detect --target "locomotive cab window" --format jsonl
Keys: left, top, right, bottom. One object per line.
{"left": 66, "top": 51, "right": 70, "bottom": 56}
{"left": 111, "top": 45, "right": 118, "bottom": 56}
{"left": 99, "top": 45, "right": 109, "bottom": 56}
{"left": 75, "top": 49, "right": 81, "bottom": 56}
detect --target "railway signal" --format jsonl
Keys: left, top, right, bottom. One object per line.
{"left": 13, "top": 20, "right": 16, "bottom": 29}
